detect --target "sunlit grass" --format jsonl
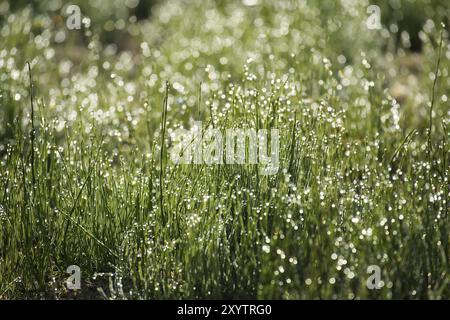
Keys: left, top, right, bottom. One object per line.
{"left": 0, "top": 0, "right": 448, "bottom": 299}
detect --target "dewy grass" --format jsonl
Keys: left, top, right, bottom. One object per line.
{"left": 0, "top": 0, "right": 449, "bottom": 300}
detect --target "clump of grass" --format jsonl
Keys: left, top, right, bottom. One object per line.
{"left": 0, "top": 0, "right": 449, "bottom": 299}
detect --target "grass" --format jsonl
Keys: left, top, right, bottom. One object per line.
{"left": 0, "top": 0, "right": 449, "bottom": 299}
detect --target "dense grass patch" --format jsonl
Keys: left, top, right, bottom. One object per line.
{"left": 0, "top": 0, "right": 448, "bottom": 299}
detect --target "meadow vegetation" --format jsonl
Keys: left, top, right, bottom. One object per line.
{"left": 0, "top": 0, "right": 449, "bottom": 299}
